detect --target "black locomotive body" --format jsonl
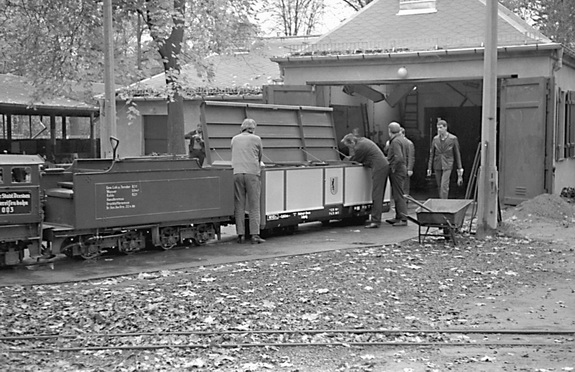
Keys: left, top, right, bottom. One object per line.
{"left": 0, "top": 155, "right": 44, "bottom": 266}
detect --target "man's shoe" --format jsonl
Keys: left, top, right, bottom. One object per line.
{"left": 385, "top": 219, "right": 398, "bottom": 225}
{"left": 364, "top": 222, "right": 380, "bottom": 229}
{"left": 251, "top": 235, "right": 266, "bottom": 244}
{"left": 392, "top": 220, "right": 408, "bottom": 227}
{"left": 236, "top": 235, "right": 245, "bottom": 244}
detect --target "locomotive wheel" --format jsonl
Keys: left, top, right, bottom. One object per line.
{"left": 158, "top": 227, "right": 179, "bottom": 250}
{"left": 118, "top": 231, "right": 145, "bottom": 254}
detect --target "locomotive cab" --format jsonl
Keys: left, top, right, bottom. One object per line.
{"left": 0, "top": 154, "right": 44, "bottom": 266}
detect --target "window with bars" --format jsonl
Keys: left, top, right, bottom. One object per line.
{"left": 398, "top": 0, "right": 437, "bottom": 15}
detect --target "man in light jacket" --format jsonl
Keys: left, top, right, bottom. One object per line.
{"left": 427, "top": 119, "right": 463, "bottom": 199}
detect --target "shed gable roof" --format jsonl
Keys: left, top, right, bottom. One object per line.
{"left": 312, "top": 0, "right": 551, "bottom": 53}
{"left": 122, "top": 36, "right": 319, "bottom": 99}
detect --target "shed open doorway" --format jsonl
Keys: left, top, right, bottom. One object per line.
{"left": 414, "top": 106, "right": 482, "bottom": 200}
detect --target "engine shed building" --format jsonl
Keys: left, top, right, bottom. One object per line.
{"left": 269, "top": 0, "right": 575, "bottom": 205}
{"left": 0, "top": 74, "right": 100, "bottom": 163}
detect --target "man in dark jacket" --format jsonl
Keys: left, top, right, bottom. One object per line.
{"left": 427, "top": 119, "right": 463, "bottom": 199}
{"left": 341, "top": 133, "right": 389, "bottom": 228}
{"left": 385, "top": 122, "right": 408, "bottom": 226}
{"left": 401, "top": 127, "right": 415, "bottom": 197}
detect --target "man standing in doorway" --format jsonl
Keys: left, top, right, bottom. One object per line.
{"left": 231, "top": 118, "right": 265, "bottom": 244}
{"left": 427, "top": 119, "right": 464, "bottom": 199}
{"left": 341, "top": 133, "right": 389, "bottom": 229}
{"left": 385, "top": 122, "right": 408, "bottom": 226}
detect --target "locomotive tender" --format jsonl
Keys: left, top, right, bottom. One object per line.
{"left": 0, "top": 101, "right": 388, "bottom": 266}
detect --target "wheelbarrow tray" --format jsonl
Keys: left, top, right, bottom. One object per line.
{"left": 415, "top": 199, "right": 473, "bottom": 228}
{"left": 403, "top": 197, "right": 473, "bottom": 245}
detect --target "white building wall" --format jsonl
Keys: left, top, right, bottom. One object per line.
{"left": 112, "top": 99, "right": 252, "bottom": 157}
{"left": 280, "top": 54, "right": 553, "bottom": 85}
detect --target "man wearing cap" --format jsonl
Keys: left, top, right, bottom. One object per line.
{"left": 341, "top": 133, "right": 389, "bottom": 228}
{"left": 385, "top": 122, "right": 408, "bottom": 226}
{"left": 231, "top": 118, "right": 266, "bottom": 244}
{"left": 427, "top": 119, "right": 464, "bottom": 199}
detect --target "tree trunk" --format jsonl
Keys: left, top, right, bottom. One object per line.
{"left": 157, "top": 0, "right": 186, "bottom": 155}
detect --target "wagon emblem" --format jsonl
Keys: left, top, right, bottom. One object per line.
{"left": 330, "top": 177, "right": 338, "bottom": 195}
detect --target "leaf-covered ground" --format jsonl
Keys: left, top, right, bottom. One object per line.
{"left": 1, "top": 222, "right": 574, "bottom": 371}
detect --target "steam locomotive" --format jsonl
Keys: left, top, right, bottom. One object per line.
{"left": 0, "top": 101, "right": 388, "bottom": 266}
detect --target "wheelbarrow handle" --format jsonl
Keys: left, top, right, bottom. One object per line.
{"left": 403, "top": 194, "right": 434, "bottom": 213}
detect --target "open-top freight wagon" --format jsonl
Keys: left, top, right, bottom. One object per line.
{"left": 200, "top": 101, "right": 390, "bottom": 234}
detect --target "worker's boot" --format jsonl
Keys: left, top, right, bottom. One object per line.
{"left": 251, "top": 235, "right": 266, "bottom": 244}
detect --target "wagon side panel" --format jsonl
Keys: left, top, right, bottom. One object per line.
{"left": 73, "top": 168, "right": 234, "bottom": 230}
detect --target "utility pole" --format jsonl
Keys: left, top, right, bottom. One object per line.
{"left": 102, "top": 0, "right": 117, "bottom": 158}
{"left": 477, "top": 0, "right": 499, "bottom": 236}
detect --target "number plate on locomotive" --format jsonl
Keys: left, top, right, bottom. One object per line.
{"left": 0, "top": 191, "right": 32, "bottom": 215}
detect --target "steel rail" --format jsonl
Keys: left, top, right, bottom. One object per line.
{"left": 5, "top": 341, "right": 575, "bottom": 353}
{"left": 2, "top": 328, "right": 575, "bottom": 341}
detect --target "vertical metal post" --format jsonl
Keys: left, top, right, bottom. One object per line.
{"left": 62, "top": 116, "right": 67, "bottom": 139}
{"left": 50, "top": 115, "right": 57, "bottom": 162}
{"left": 477, "top": 0, "right": 499, "bottom": 236}
{"left": 102, "top": 0, "right": 116, "bottom": 158}
{"left": 90, "top": 112, "right": 96, "bottom": 158}
{"left": 7, "top": 115, "right": 12, "bottom": 141}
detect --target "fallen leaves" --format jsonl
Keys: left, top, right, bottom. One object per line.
{"left": 0, "top": 233, "right": 574, "bottom": 371}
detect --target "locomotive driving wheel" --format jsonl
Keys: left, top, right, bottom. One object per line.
{"left": 158, "top": 227, "right": 179, "bottom": 250}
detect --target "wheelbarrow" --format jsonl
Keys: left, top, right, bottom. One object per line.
{"left": 402, "top": 195, "right": 473, "bottom": 245}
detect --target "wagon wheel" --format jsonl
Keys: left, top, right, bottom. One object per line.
{"left": 60, "top": 239, "right": 100, "bottom": 259}
{"left": 118, "top": 231, "right": 145, "bottom": 254}
{"left": 79, "top": 242, "right": 102, "bottom": 260}
{"left": 158, "top": 227, "right": 179, "bottom": 250}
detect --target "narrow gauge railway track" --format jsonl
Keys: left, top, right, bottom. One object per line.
{"left": 2, "top": 329, "right": 574, "bottom": 353}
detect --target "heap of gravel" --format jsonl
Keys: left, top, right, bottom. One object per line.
{"left": 510, "top": 193, "right": 575, "bottom": 222}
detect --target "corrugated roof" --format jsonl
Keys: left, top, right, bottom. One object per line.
{"left": 306, "top": 0, "right": 552, "bottom": 54}
{"left": 120, "top": 36, "right": 320, "bottom": 98}
{"left": 0, "top": 74, "right": 99, "bottom": 116}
